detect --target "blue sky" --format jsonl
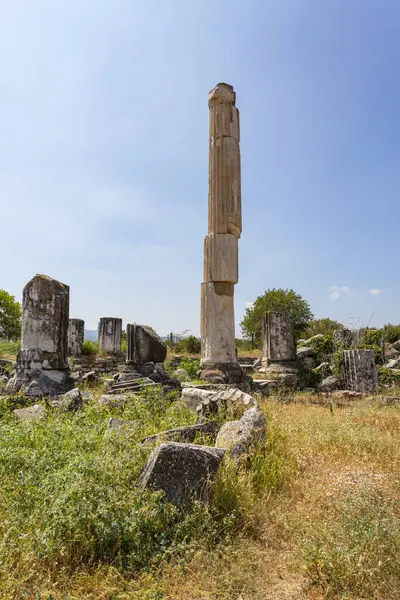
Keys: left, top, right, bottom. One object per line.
{"left": 1, "top": 0, "right": 399, "bottom": 335}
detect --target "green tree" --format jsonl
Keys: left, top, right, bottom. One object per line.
{"left": 0, "top": 290, "right": 22, "bottom": 340}
{"left": 240, "top": 288, "right": 313, "bottom": 345}
{"left": 304, "top": 317, "right": 342, "bottom": 339}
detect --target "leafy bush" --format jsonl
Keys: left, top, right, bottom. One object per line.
{"left": 359, "top": 343, "right": 384, "bottom": 365}
{"left": 332, "top": 349, "right": 344, "bottom": 375}
{"left": 304, "top": 318, "right": 341, "bottom": 339}
{"left": 300, "top": 334, "right": 334, "bottom": 364}
{"left": 175, "top": 335, "right": 201, "bottom": 354}
{"left": 0, "top": 289, "right": 22, "bottom": 340}
{"left": 179, "top": 357, "right": 200, "bottom": 379}
{"left": 378, "top": 366, "right": 400, "bottom": 386}
{"left": 82, "top": 340, "right": 98, "bottom": 355}
{"left": 305, "top": 489, "right": 400, "bottom": 599}
{"left": 359, "top": 328, "right": 383, "bottom": 346}
{"left": 383, "top": 323, "right": 400, "bottom": 344}
{"left": 240, "top": 288, "right": 313, "bottom": 345}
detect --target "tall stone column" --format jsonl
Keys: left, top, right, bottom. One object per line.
{"left": 260, "top": 312, "right": 298, "bottom": 385}
{"left": 200, "top": 83, "right": 242, "bottom": 383}
{"left": 98, "top": 317, "right": 122, "bottom": 355}
{"left": 68, "top": 318, "right": 85, "bottom": 356}
{"left": 7, "top": 274, "right": 73, "bottom": 396}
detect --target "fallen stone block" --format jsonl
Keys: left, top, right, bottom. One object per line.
{"left": 215, "top": 407, "right": 266, "bottom": 457}
{"left": 196, "top": 387, "right": 257, "bottom": 418}
{"left": 140, "top": 442, "right": 225, "bottom": 507}
{"left": 181, "top": 387, "right": 214, "bottom": 411}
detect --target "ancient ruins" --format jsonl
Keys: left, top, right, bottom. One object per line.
{"left": 7, "top": 274, "right": 73, "bottom": 396}
{"left": 200, "top": 83, "right": 242, "bottom": 383}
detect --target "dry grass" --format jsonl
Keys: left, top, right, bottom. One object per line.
{"left": 1, "top": 393, "right": 399, "bottom": 600}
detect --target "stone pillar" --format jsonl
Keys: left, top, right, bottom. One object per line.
{"left": 98, "top": 317, "right": 122, "bottom": 355}
{"left": 68, "top": 318, "right": 85, "bottom": 356}
{"left": 333, "top": 328, "right": 353, "bottom": 349}
{"left": 260, "top": 312, "right": 298, "bottom": 384}
{"left": 200, "top": 83, "right": 242, "bottom": 383}
{"left": 342, "top": 349, "right": 378, "bottom": 392}
{"left": 6, "top": 274, "right": 73, "bottom": 396}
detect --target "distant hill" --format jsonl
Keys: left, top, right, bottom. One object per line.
{"left": 84, "top": 330, "right": 98, "bottom": 342}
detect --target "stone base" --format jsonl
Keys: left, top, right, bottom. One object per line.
{"left": 6, "top": 368, "right": 74, "bottom": 397}
{"left": 259, "top": 361, "right": 299, "bottom": 387}
{"left": 199, "top": 362, "right": 245, "bottom": 384}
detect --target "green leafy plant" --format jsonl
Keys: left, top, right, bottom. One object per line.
{"left": 0, "top": 289, "right": 22, "bottom": 340}
{"left": 382, "top": 323, "right": 400, "bottom": 344}
{"left": 378, "top": 366, "right": 400, "bottom": 386}
{"left": 179, "top": 357, "right": 200, "bottom": 379}
{"left": 240, "top": 288, "right": 313, "bottom": 345}
{"left": 82, "top": 340, "right": 98, "bottom": 355}
{"left": 304, "top": 318, "right": 341, "bottom": 339}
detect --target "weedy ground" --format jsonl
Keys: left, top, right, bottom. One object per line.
{"left": 0, "top": 381, "right": 398, "bottom": 599}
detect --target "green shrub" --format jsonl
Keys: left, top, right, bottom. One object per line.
{"left": 359, "top": 328, "right": 383, "bottom": 346}
{"left": 300, "top": 334, "right": 334, "bottom": 364}
{"left": 179, "top": 357, "right": 200, "bottom": 379}
{"left": 175, "top": 335, "right": 201, "bottom": 354}
{"left": 359, "top": 343, "right": 385, "bottom": 365}
{"left": 332, "top": 349, "right": 344, "bottom": 375}
{"left": 304, "top": 318, "right": 341, "bottom": 339}
{"left": 378, "top": 366, "right": 400, "bottom": 386}
{"left": 82, "top": 340, "right": 98, "bottom": 355}
{"left": 383, "top": 323, "right": 400, "bottom": 344}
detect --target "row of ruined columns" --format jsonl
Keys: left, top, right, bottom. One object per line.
{"left": 7, "top": 274, "right": 167, "bottom": 396}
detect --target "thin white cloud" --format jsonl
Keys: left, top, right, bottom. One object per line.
{"left": 369, "top": 289, "right": 382, "bottom": 295}
{"left": 245, "top": 301, "right": 254, "bottom": 308}
{"left": 329, "top": 286, "right": 358, "bottom": 301}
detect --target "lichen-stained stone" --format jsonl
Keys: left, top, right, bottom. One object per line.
{"left": 262, "top": 312, "right": 295, "bottom": 364}
{"left": 7, "top": 274, "right": 74, "bottom": 396}
{"left": 68, "top": 319, "right": 84, "bottom": 356}
{"left": 98, "top": 318, "right": 122, "bottom": 355}
{"left": 342, "top": 349, "right": 378, "bottom": 392}
{"left": 140, "top": 442, "right": 225, "bottom": 507}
